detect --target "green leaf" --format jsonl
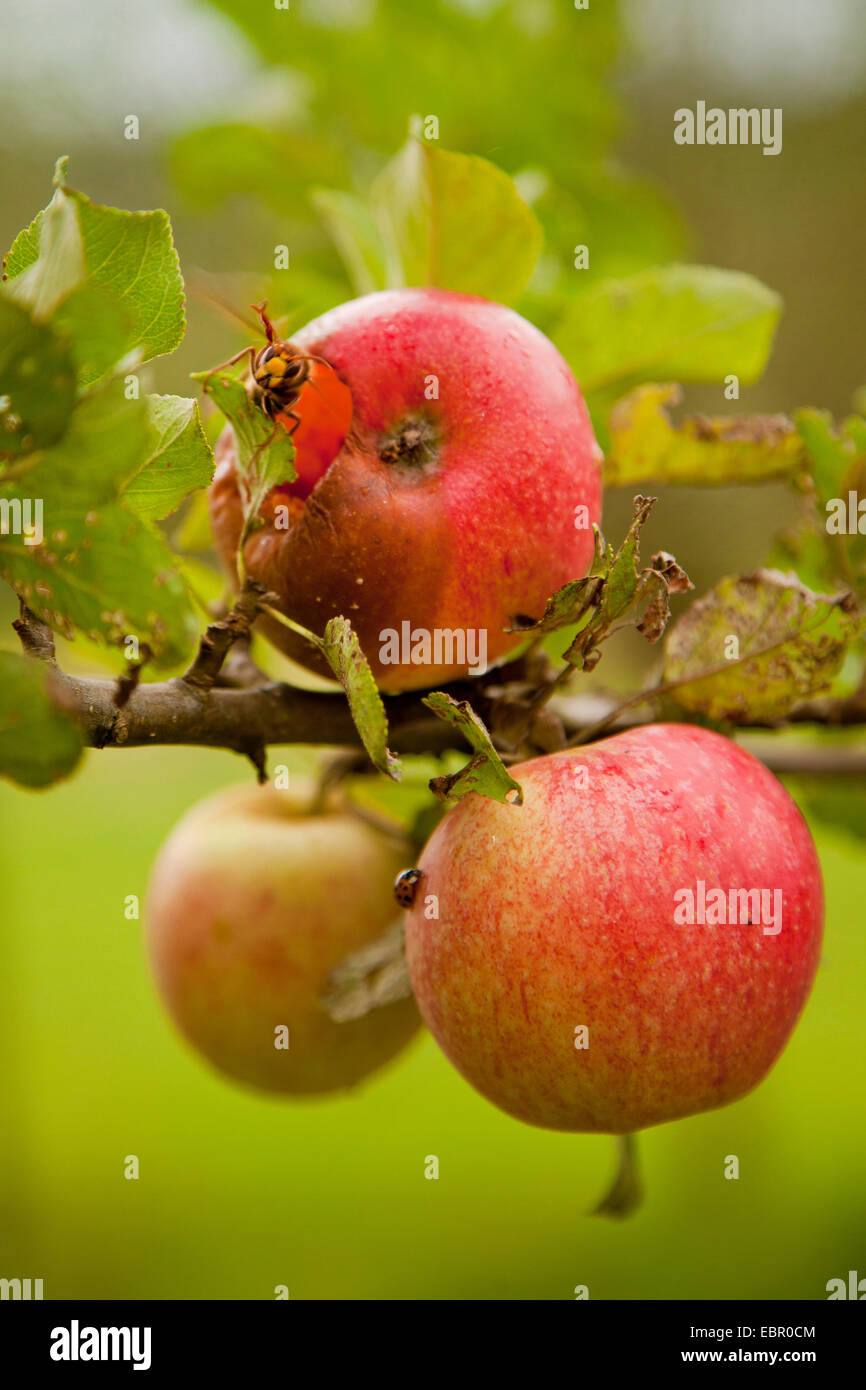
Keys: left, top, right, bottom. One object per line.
{"left": 663, "top": 570, "right": 860, "bottom": 722}
{"left": 846, "top": 416, "right": 866, "bottom": 455}
{"left": 0, "top": 503, "right": 196, "bottom": 665}
{"left": 0, "top": 296, "right": 77, "bottom": 460}
{"left": 0, "top": 649, "right": 83, "bottom": 788}
{"left": 121, "top": 395, "right": 214, "bottom": 520}
{"left": 370, "top": 138, "right": 543, "bottom": 305}
{"left": 2, "top": 210, "right": 43, "bottom": 281}
{"left": 9, "top": 378, "right": 149, "bottom": 504}
{"left": 510, "top": 496, "right": 692, "bottom": 667}
{"left": 554, "top": 264, "right": 782, "bottom": 393}
{"left": 51, "top": 283, "right": 134, "bottom": 389}
{"left": 606, "top": 383, "right": 807, "bottom": 488}
{"left": 73, "top": 194, "right": 185, "bottom": 362}
{"left": 192, "top": 372, "right": 292, "bottom": 481}
{"left": 768, "top": 518, "right": 839, "bottom": 596}
{"left": 594, "top": 497, "right": 657, "bottom": 628}
{"left": 4, "top": 173, "right": 185, "bottom": 365}
{"left": 792, "top": 409, "right": 866, "bottom": 597}
{"left": 795, "top": 408, "right": 865, "bottom": 507}
{"left": 1, "top": 381, "right": 201, "bottom": 662}
{"left": 422, "top": 691, "right": 523, "bottom": 806}
{"left": 4, "top": 186, "right": 86, "bottom": 320}
{"left": 320, "top": 616, "right": 401, "bottom": 780}
{"left": 192, "top": 370, "right": 295, "bottom": 534}
{"left": 311, "top": 188, "right": 388, "bottom": 296}
{"left": 510, "top": 563, "right": 605, "bottom": 637}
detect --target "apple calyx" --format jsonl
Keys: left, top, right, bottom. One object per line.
{"left": 379, "top": 414, "right": 440, "bottom": 469}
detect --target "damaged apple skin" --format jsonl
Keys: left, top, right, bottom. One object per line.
{"left": 209, "top": 287, "right": 602, "bottom": 692}
{"left": 404, "top": 725, "right": 824, "bottom": 1134}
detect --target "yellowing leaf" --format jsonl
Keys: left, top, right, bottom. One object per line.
{"left": 664, "top": 570, "right": 860, "bottom": 722}
{"left": 606, "top": 383, "right": 806, "bottom": 487}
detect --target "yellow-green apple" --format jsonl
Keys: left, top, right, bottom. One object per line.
{"left": 145, "top": 780, "right": 420, "bottom": 1095}
{"left": 404, "top": 725, "right": 823, "bottom": 1133}
{"left": 209, "top": 287, "right": 602, "bottom": 692}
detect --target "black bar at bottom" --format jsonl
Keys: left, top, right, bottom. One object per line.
{"left": 0, "top": 1298, "right": 859, "bottom": 1374}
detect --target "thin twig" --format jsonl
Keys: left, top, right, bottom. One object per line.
{"left": 216, "top": 637, "right": 269, "bottom": 689}
{"left": 113, "top": 650, "right": 150, "bottom": 709}
{"left": 182, "top": 579, "right": 274, "bottom": 690}
{"left": 12, "top": 601, "right": 55, "bottom": 662}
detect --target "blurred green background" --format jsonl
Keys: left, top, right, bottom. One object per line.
{"left": 1, "top": 0, "right": 865, "bottom": 1299}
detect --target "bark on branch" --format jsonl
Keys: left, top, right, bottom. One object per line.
{"left": 51, "top": 666, "right": 466, "bottom": 758}
{"left": 12, "top": 602, "right": 866, "bottom": 778}
{"left": 43, "top": 669, "right": 866, "bottom": 777}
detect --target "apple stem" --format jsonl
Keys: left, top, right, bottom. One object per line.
{"left": 591, "top": 1133, "right": 644, "bottom": 1220}
{"left": 261, "top": 603, "right": 323, "bottom": 650}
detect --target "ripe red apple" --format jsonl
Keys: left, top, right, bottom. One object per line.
{"left": 145, "top": 780, "right": 420, "bottom": 1095}
{"left": 209, "top": 287, "right": 602, "bottom": 691}
{"left": 404, "top": 725, "right": 824, "bottom": 1133}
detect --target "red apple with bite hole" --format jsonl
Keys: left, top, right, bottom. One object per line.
{"left": 403, "top": 724, "right": 824, "bottom": 1133}
{"left": 209, "top": 287, "right": 602, "bottom": 691}
{"left": 145, "top": 779, "right": 420, "bottom": 1095}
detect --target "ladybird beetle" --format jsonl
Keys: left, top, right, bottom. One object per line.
{"left": 394, "top": 867, "right": 424, "bottom": 909}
